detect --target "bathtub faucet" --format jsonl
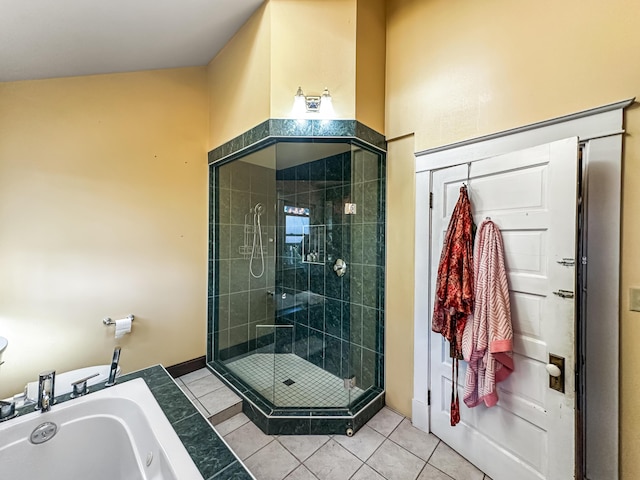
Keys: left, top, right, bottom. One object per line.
{"left": 105, "top": 346, "right": 121, "bottom": 387}
{"left": 36, "top": 370, "right": 55, "bottom": 412}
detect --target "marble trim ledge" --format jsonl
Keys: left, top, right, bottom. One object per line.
{"left": 208, "top": 119, "right": 386, "bottom": 165}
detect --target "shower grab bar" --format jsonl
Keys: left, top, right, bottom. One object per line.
{"left": 255, "top": 324, "right": 294, "bottom": 328}
{"left": 102, "top": 315, "right": 135, "bottom": 326}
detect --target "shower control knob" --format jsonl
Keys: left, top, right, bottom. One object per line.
{"left": 334, "top": 259, "right": 347, "bottom": 277}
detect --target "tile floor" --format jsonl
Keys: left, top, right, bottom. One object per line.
{"left": 176, "top": 366, "right": 243, "bottom": 423}
{"left": 177, "top": 368, "right": 491, "bottom": 480}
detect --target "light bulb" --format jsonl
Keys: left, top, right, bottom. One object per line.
{"left": 319, "top": 87, "right": 334, "bottom": 119}
{"left": 292, "top": 86, "right": 306, "bottom": 119}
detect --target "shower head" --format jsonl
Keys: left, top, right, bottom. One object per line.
{"left": 254, "top": 203, "right": 265, "bottom": 215}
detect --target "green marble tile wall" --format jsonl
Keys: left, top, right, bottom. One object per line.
{"left": 275, "top": 148, "right": 385, "bottom": 394}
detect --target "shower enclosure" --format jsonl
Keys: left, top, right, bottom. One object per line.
{"left": 207, "top": 121, "right": 385, "bottom": 435}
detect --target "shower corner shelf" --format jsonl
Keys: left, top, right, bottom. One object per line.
{"left": 302, "top": 224, "right": 326, "bottom": 265}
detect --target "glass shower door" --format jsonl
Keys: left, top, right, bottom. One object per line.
{"left": 211, "top": 139, "right": 385, "bottom": 414}
{"left": 213, "top": 152, "right": 279, "bottom": 397}
{"left": 347, "top": 146, "right": 385, "bottom": 405}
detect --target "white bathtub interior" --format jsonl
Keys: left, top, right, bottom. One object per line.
{"left": 0, "top": 378, "right": 203, "bottom": 480}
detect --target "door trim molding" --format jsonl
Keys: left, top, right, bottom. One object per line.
{"left": 415, "top": 98, "right": 633, "bottom": 158}
{"left": 413, "top": 98, "right": 634, "bottom": 479}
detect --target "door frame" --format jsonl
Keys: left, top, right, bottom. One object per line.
{"left": 413, "top": 98, "right": 634, "bottom": 480}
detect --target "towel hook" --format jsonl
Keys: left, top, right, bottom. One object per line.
{"left": 462, "top": 162, "right": 472, "bottom": 189}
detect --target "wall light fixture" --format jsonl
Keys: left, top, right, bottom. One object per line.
{"left": 292, "top": 86, "right": 334, "bottom": 119}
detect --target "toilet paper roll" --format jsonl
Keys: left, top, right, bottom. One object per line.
{"left": 114, "top": 317, "right": 132, "bottom": 339}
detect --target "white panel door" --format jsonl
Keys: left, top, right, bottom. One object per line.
{"left": 430, "top": 138, "right": 578, "bottom": 480}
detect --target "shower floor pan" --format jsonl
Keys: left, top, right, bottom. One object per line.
{"left": 209, "top": 353, "right": 385, "bottom": 435}
{"left": 225, "top": 353, "right": 365, "bottom": 408}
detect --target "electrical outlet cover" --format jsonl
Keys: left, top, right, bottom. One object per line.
{"left": 630, "top": 287, "right": 640, "bottom": 312}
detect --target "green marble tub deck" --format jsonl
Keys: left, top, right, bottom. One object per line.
{"left": 13, "top": 364, "right": 253, "bottom": 480}
{"left": 120, "top": 365, "right": 254, "bottom": 480}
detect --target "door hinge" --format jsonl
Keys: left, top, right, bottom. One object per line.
{"left": 429, "top": 192, "right": 433, "bottom": 209}
{"left": 343, "top": 376, "right": 356, "bottom": 390}
{"left": 427, "top": 390, "right": 431, "bottom": 406}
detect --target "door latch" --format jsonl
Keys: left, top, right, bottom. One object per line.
{"left": 552, "top": 289, "right": 574, "bottom": 299}
{"left": 556, "top": 258, "right": 575, "bottom": 267}
{"left": 546, "top": 354, "right": 565, "bottom": 393}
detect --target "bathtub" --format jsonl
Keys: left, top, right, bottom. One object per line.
{"left": 0, "top": 378, "right": 204, "bottom": 479}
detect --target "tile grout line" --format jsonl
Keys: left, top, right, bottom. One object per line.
{"left": 171, "top": 411, "right": 199, "bottom": 428}
{"left": 208, "top": 460, "right": 243, "bottom": 480}
{"left": 385, "top": 433, "right": 430, "bottom": 462}
{"left": 214, "top": 414, "right": 250, "bottom": 437}
{"left": 421, "top": 440, "right": 467, "bottom": 480}
{"left": 354, "top": 416, "right": 426, "bottom": 480}
{"left": 427, "top": 461, "right": 456, "bottom": 480}
{"left": 238, "top": 436, "right": 277, "bottom": 464}
{"left": 348, "top": 464, "right": 364, "bottom": 480}
{"left": 276, "top": 434, "right": 332, "bottom": 464}
{"left": 189, "top": 386, "right": 233, "bottom": 403}
{"left": 424, "top": 439, "right": 442, "bottom": 465}
{"left": 356, "top": 440, "right": 389, "bottom": 480}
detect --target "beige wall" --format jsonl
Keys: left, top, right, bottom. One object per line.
{"left": 355, "top": 0, "right": 386, "bottom": 133}
{"left": 208, "top": 0, "right": 385, "bottom": 149}
{"left": 385, "top": 0, "right": 640, "bottom": 477}
{"left": 0, "top": 67, "right": 209, "bottom": 398}
{"left": 384, "top": 133, "right": 415, "bottom": 415}
{"left": 270, "top": 0, "right": 357, "bottom": 120}
{"left": 207, "top": 3, "right": 272, "bottom": 149}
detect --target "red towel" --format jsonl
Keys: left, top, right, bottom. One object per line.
{"left": 432, "top": 185, "right": 475, "bottom": 425}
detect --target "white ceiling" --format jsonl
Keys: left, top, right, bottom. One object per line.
{"left": 0, "top": 0, "right": 264, "bottom": 82}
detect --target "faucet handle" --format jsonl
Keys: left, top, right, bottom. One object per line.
{"left": 37, "top": 370, "right": 56, "bottom": 412}
{"left": 70, "top": 372, "right": 99, "bottom": 398}
{"left": 105, "top": 346, "right": 121, "bottom": 387}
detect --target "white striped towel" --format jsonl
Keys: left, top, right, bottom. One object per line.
{"left": 462, "top": 219, "right": 514, "bottom": 408}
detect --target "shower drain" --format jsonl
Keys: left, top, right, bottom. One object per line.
{"left": 282, "top": 379, "right": 295, "bottom": 386}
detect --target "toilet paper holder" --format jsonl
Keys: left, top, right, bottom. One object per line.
{"left": 103, "top": 314, "right": 135, "bottom": 326}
